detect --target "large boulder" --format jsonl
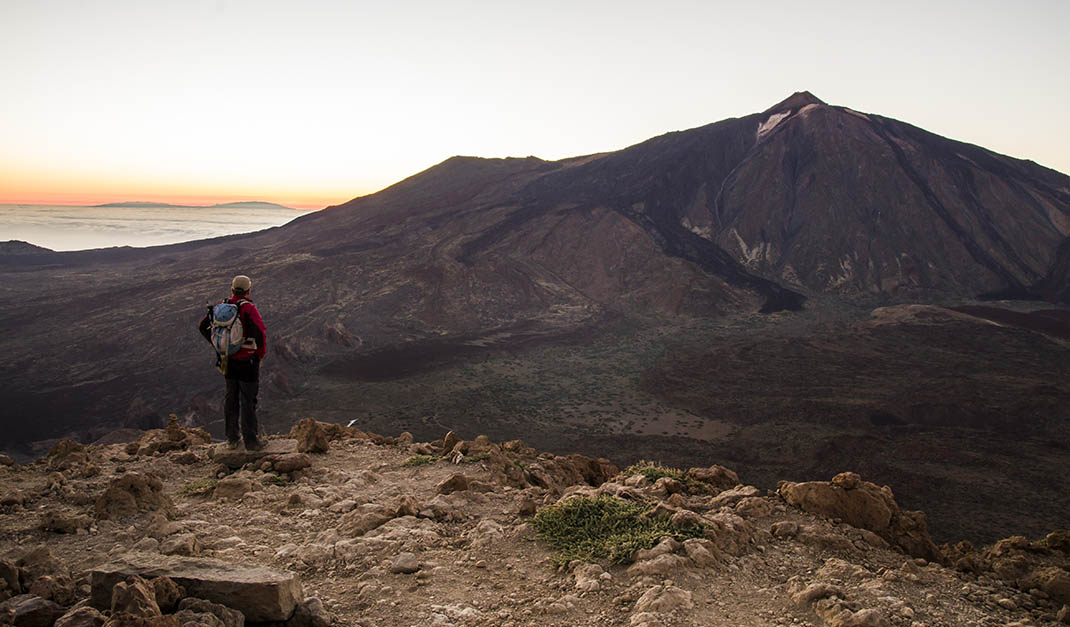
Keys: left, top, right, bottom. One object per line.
{"left": 778, "top": 472, "right": 941, "bottom": 562}
{"left": 288, "top": 419, "right": 329, "bottom": 454}
{"left": 89, "top": 553, "right": 301, "bottom": 623}
{"left": 94, "top": 473, "right": 174, "bottom": 521}
{"left": 47, "top": 440, "right": 89, "bottom": 471}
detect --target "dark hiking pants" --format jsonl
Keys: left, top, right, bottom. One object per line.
{"left": 224, "top": 356, "right": 259, "bottom": 444}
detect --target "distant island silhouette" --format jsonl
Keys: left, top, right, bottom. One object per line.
{"left": 93, "top": 201, "right": 297, "bottom": 210}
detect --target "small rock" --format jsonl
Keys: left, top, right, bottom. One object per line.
{"left": 270, "top": 453, "right": 312, "bottom": 474}
{"left": 1, "top": 594, "right": 65, "bottom": 627}
{"left": 572, "top": 563, "right": 604, "bottom": 592}
{"left": 998, "top": 598, "right": 1017, "bottom": 610}
{"left": 390, "top": 553, "right": 420, "bottom": 574}
{"left": 16, "top": 547, "right": 67, "bottom": 582}
{"left": 442, "top": 431, "right": 461, "bottom": 454}
{"left": 735, "top": 497, "right": 774, "bottom": 518}
{"left": 0, "top": 490, "right": 27, "bottom": 507}
{"left": 770, "top": 521, "right": 799, "bottom": 539}
{"left": 0, "top": 455, "right": 14, "bottom": 467}
{"left": 94, "top": 473, "right": 174, "bottom": 520}
{"left": 159, "top": 533, "right": 201, "bottom": 557}
{"left": 28, "top": 575, "right": 77, "bottom": 606}
{"left": 151, "top": 576, "right": 185, "bottom": 613}
{"left": 171, "top": 451, "right": 199, "bottom": 465}
{"left": 849, "top": 608, "right": 892, "bottom": 627}
{"left": 172, "top": 609, "right": 227, "bottom": 626}
{"left": 652, "top": 477, "right": 684, "bottom": 496}
{"left": 791, "top": 583, "right": 844, "bottom": 608}
{"left": 39, "top": 511, "right": 92, "bottom": 534}
{"left": 708, "top": 485, "right": 760, "bottom": 509}
{"left": 682, "top": 538, "right": 721, "bottom": 567}
{"left": 685, "top": 465, "right": 739, "bottom": 491}
{"left": 435, "top": 473, "right": 469, "bottom": 495}
{"left": 0, "top": 559, "right": 20, "bottom": 595}
{"left": 213, "top": 477, "right": 254, "bottom": 501}
{"left": 54, "top": 606, "right": 106, "bottom": 627}
{"left": 634, "top": 585, "right": 693, "bottom": 614}
{"left": 516, "top": 498, "right": 537, "bottom": 517}
{"left": 626, "top": 554, "right": 690, "bottom": 578}
{"left": 111, "top": 576, "right": 162, "bottom": 618}
{"left": 302, "top": 598, "right": 331, "bottom": 627}
{"left": 132, "top": 538, "right": 160, "bottom": 552}
{"left": 176, "top": 598, "right": 244, "bottom": 627}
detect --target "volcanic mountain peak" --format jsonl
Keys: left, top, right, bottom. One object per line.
{"left": 762, "top": 90, "right": 827, "bottom": 115}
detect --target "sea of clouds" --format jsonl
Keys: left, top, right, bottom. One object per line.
{"left": 0, "top": 204, "right": 313, "bottom": 251}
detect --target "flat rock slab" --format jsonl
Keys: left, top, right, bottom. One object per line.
{"left": 208, "top": 439, "right": 296, "bottom": 469}
{"left": 89, "top": 552, "right": 302, "bottom": 622}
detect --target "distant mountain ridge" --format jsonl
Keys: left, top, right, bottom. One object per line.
{"left": 93, "top": 201, "right": 298, "bottom": 210}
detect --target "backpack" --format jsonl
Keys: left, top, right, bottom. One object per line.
{"left": 210, "top": 300, "right": 249, "bottom": 356}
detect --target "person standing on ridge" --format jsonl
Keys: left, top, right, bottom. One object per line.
{"left": 198, "top": 274, "right": 267, "bottom": 450}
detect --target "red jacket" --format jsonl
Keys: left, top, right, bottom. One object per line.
{"left": 199, "top": 295, "right": 267, "bottom": 360}
{"left": 229, "top": 295, "right": 267, "bottom": 360}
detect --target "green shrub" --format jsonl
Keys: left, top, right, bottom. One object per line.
{"left": 181, "top": 478, "right": 217, "bottom": 496}
{"left": 402, "top": 455, "right": 437, "bottom": 467}
{"left": 262, "top": 475, "right": 291, "bottom": 487}
{"left": 621, "top": 460, "right": 686, "bottom": 483}
{"left": 531, "top": 495, "right": 706, "bottom": 566}
{"left": 461, "top": 452, "right": 491, "bottom": 463}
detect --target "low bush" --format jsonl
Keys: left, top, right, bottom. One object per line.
{"left": 532, "top": 495, "right": 706, "bottom": 566}
{"left": 181, "top": 478, "right": 217, "bottom": 496}
{"left": 461, "top": 452, "right": 491, "bottom": 463}
{"left": 622, "top": 460, "right": 686, "bottom": 483}
{"left": 402, "top": 454, "right": 437, "bottom": 467}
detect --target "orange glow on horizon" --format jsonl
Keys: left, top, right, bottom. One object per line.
{"left": 0, "top": 191, "right": 340, "bottom": 211}
{"left": 0, "top": 163, "right": 375, "bottom": 210}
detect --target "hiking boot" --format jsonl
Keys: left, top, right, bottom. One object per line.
{"left": 244, "top": 438, "right": 265, "bottom": 451}
{"left": 225, "top": 439, "right": 240, "bottom": 450}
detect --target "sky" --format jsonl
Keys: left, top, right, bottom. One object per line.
{"left": 1, "top": 0, "right": 1068, "bottom": 210}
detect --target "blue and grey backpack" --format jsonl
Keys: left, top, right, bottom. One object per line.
{"left": 210, "top": 300, "right": 249, "bottom": 356}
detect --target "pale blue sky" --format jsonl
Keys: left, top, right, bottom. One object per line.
{"left": 1, "top": 0, "right": 1067, "bottom": 207}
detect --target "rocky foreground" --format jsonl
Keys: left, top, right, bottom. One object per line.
{"left": 0, "top": 417, "right": 1067, "bottom": 626}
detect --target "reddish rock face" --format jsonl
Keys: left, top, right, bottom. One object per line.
{"left": 779, "top": 472, "right": 942, "bottom": 562}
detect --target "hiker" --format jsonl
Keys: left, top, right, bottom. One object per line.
{"left": 198, "top": 274, "right": 268, "bottom": 449}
